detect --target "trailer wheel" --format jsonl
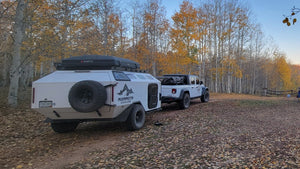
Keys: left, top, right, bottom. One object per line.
{"left": 51, "top": 122, "right": 79, "bottom": 133}
{"left": 179, "top": 93, "right": 190, "bottom": 109}
{"left": 69, "top": 80, "right": 107, "bottom": 112}
{"left": 127, "top": 104, "right": 145, "bottom": 131}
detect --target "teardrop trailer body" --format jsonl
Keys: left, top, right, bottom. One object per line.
{"left": 31, "top": 55, "right": 161, "bottom": 133}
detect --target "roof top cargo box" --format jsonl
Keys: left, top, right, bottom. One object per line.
{"left": 55, "top": 55, "right": 140, "bottom": 71}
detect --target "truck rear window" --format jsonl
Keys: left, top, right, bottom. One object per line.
{"left": 161, "top": 76, "right": 187, "bottom": 85}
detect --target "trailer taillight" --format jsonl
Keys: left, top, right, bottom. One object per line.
{"left": 32, "top": 88, "right": 35, "bottom": 104}
{"left": 172, "top": 89, "right": 177, "bottom": 94}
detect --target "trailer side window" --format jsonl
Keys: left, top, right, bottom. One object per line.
{"left": 112, "top": 71, "right": 131, "bottom": 81}
{"left": 126, "top": 74, "right": 137, "bottom": 80}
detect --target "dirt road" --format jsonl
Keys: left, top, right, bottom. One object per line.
{"left": 1, "top": 94, "right": 299, "bottom": 168}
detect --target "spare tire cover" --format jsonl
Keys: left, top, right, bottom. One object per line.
{"left": 68, "top": 80, "right": 107, "bottom": 112}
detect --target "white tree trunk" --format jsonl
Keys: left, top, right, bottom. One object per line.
{"left": 8, "top": 0, "right": 26, "bottom": 107}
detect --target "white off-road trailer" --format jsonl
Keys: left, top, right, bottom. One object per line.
{"left": 32, "top": 55, "right": 161, "bottom": 133}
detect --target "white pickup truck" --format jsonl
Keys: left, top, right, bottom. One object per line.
{"left": 160, "top": 74, "right": 209, "bottom": 109}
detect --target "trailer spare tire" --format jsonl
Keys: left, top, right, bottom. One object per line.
{"left": 68, "top": 80, "right": 107, "bottom": 112}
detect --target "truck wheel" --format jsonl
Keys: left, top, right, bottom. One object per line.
{"left": 127, "top": 104, "right": 145, "bottom": 131}
{"left": 179, "top": 93, "right": 190, "bottom": 109}
{"left": 201, "top": 91, "right": 209, "bottom": 102}
{"left": 51, "top": 122, "right": 79, "bottom": 133}
{"left": 68, "top": 80, "right": 107, "bottom": 112}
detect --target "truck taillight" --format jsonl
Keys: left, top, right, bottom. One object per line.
{"left": 32, "top": 88, "right": 35, "bottom": 104}
{"left": 172, "top": 89, "right": 176, "bottom": 94}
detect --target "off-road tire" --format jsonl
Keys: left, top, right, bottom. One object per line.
{"left": 127, "top": 104, "right": 146, "bottom": 131}
{"left": 51, "top": 122, "right": 79, "bottom": 133}
{"left": 179, "top": 93, "right": 190, "bottom": 109}
{"left": 68, "top": 80, "right": 107, "bottom": 112}
{"left": 201, "top": 91, "right": 209, "bottom": 102}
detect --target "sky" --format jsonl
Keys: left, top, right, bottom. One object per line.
{"left": 161, "top": 0, "right": 300, "bottom": 65}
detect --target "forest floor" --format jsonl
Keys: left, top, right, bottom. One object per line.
{"left": 0, "top": 90, "right": 299, "bottom": 169}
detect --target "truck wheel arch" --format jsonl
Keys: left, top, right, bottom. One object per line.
{"left": 179, "top": 90, "right": 190, "bottom": 109}
{"left": 201, "top": 88, "right": 209, "bottom": 102}
{"left": 179, "top": 89, "right": 190, "bottom": 100}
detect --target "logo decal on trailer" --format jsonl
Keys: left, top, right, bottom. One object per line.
{"left": 117, "top": 84, "right": 134, "bottom": 104}
{"left": 117, "top": 84, "right": 133, "bottom": 96}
